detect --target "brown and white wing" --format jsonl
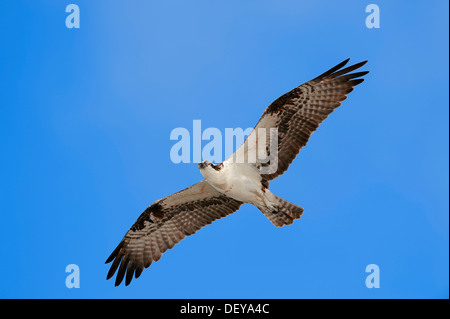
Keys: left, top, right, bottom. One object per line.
{"left": 227, "top": 59, "right": 369, "bottom": 181}
{"left": 105, "top": 180, "right": 242, "bottom": 286}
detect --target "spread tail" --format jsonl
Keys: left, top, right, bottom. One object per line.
{"left": 258, "top": 192, "right": 304, "bottom": 227}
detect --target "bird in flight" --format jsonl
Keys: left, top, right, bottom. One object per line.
{"left": 106, "top": 59, "right": 369, "bottom": 286}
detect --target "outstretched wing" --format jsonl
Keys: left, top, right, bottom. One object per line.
{"left": 105, "top": 180, "right": 242, "bottom": 286}
{"left": 226, "top": 59, "right": 369, "bottom": 181}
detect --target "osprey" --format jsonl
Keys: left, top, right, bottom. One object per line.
{"left": 106, "top": 59, "right": 369, "bottom": 286}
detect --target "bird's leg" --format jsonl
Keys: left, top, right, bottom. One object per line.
{"left": 252, "top": 189, "right": 278, "bottom": 214}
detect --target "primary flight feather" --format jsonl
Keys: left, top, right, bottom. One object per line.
{"left": 106, "top": 59, "right": 369, "bottom": 286}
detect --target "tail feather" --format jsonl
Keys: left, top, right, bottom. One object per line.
{"left": 258, "top": 194, "right": 303, "bottom": 227}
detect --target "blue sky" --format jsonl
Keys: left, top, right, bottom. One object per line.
{"left": 0, "top": 1, "right": 448, "bottom": 298}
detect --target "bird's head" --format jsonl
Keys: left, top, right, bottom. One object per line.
{"left": 198, "top": 160, "right": 211, "bottom": 170}
{"left": 198, "top": 161, "right": 224, "bottom": 176}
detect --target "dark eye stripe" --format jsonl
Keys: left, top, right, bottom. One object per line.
{"left": 210, "top": 163, "right": 223, "bottom": 171}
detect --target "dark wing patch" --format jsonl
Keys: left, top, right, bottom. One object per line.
{"left": 257, "top": 59, "right": 369, "bottom": 180}
{"left": 105, "top": 181, "right": 242, "bottom": 286}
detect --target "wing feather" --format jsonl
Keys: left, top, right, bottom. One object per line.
{"left": 105, "top": 180, "right": 242, "bottom": 286}
{"left": 226, "top": 59, "right": 368, "bottom": 181}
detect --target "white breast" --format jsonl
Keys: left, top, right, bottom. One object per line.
{"left": 201, "top": 162, "right": 263, "bottom": 204}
